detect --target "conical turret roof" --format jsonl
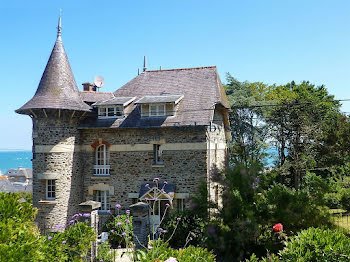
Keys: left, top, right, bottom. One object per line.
{"left": 16, "top": 17, "right": 91, "bottom": 114}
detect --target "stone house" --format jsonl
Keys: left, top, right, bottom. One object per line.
{"left": 5, "top": 167, "right": 33, "bottom": 185}
{"left": 16, "top": 17, "right": 230, "bottom": 233}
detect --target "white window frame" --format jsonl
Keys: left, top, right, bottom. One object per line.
{"left": 149, "top": 103, "right": 166, "bottom": 117}
{"left": 93, "top": 190, "right": 110, "bottom": 212}
{"left": 98, "top": 106, "right": 124, "bottom": 119}
{"left": 46, "top": 179, "right": 56, "bottom": 200}
{"left": 94, "top": 144, "right": 110, "bottom": 175}
{"left": 153, "top": 144, "right": 164, "bottom": 165}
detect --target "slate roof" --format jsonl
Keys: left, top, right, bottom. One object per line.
{"left": 80, "top": 91, "right": 115, "bottom": 104}
{"left": 80, "top": 66, "right": 229, "bottom": 128}
{"left": 92, "top": 96, "right": 136, "bottom": 106}
{"left": 16, "top": 34, "right": 91, "bottom": 114}
{"left": 136, "top": 95, "right": 184, "bottom": 104}
{"left": 139, "top": 183, "right": 175, "bottom": 198}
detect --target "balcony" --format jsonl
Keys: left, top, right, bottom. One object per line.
{"left": 93, "top": 165, "right": 110, "bottom": 176}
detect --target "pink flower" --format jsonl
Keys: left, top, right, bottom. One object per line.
{"left": 126, "top": 210, "right": 130, "bottom": 215}
{"left": 83, "top": 213, "right": 91, "bottom": 217}
{"left": 122, "top": 232, "right": 126, "bottom": 236}
{"left": 115, "top": 204, "right": 121, "bottom": 209}
{"left": 118, "top": 245, "right": 121, "bottom": 249}
{"left": 153, "top": 178, "right": 159, "bottom": 182}
{"left": 145, "top": 184, "right": 150, "bottom": 188}
{"left": 125, "top": 219, "right": 130, "bottom": 224}
{"left": 116, "top": 222, "right": 122, "bottom": 226}
{"left": 165, "top": 203, "right": 170, "bottom": 208}
{"left": 164, "top": 181, "right": 168, "bottom": 185}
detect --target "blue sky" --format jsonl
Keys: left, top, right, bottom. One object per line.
{"left": 1, "top": 0, "right": 350, "bottom": 150}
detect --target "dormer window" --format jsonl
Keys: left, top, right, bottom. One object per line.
{"left": 98, "top": 106, "right": 123, "bottom": 119}
{"left": 137, "top": 95, "right": 183, "bottom": 118}
{"left": 150, "top": 104, "right": 166, "bottom": 117}
{"left": 93, "top": 96, "right": 136, "bottom": 119}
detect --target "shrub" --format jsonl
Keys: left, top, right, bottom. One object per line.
{"left": 176, "top": 246, "right": 215, "bottom": 262}
{"left": 340, "top": 188, "right": 350, "bottom": 211}
{"left": 102, "top": 214, "right": 133, "bottom": 248}
{"left": 96, "top": 242, "right": 114, "bottom": 262}
{"left": 257, "top": 184, "right": 331, "bottom": 233}
{"left": 0, "top": 192, "right": 36, "bottom": 223}
{"left": 163, "top": 209, "right": 206, "bottom": 248}
{"left": 324, "top": 192, "right": 342, "bottom": 209}
{"left": 279, "top": 228, "right": 350, "bottom": 261}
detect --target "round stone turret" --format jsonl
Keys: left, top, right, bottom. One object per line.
{"left": 16, "top": 16, "right": 90, "bottom": 233}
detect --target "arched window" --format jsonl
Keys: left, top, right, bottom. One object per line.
{"left": 94, "top": 144, "right": 110, "bottom": 175}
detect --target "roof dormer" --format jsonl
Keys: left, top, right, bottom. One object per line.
{"left": 92, "top": 97, "right": 135, "bottom": 119}
{"left": 136, "top": 95, "right": 183, "bottom": 118}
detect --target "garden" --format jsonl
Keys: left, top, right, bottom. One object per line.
{"left": 2, "top": 77, "right": 350, "bottom": 261}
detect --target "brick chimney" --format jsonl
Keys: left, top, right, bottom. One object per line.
{"left": 82, "top": 82, "right": 96, "bottom": 92}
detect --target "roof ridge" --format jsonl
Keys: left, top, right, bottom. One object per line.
{"left": 80, "top": 91, "right": 113, "bottom": 94}
{"left": 145, "top": 66, "right": 216, "bottom": 73}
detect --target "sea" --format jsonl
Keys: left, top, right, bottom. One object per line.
{"left": 0, "top": 151, "right": 32, "bottom": 174}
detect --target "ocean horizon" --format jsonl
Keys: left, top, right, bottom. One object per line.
{"left": 0, "top": 151, "right": 32, "bottom": 174}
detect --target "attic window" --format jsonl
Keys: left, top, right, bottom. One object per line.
{"left": 98, "top": 106, "right": 123, "bottom": 119}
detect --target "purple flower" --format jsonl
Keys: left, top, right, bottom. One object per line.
{"left": 153, "top": 178, "right": 159, "bottom": 182}
{"left": 145, "top": 197, "right": 149, "bottom": 200}
{"left": 125, "top": 219, "right": 130, "bottom": 224}
{"left": 116, "top": 222, "right": 122, "bottom": 226}
{"left": 162, "top": 230, "right": 167, "bottom": 234}
{"left": 154, "top": 197, "right": 158, "bottom": 201}
{"left": 62, "top": 240, "right": 66, "bottom": 244}
{"left": 78, "top": 213, "right": 83, "bottom": 217}
{"left": 145, "top": 184, "right": 150, "bottom": 188}
{"left": 72, "top": 214, "right": 79, "bottom": 219}
{"left": 107, "top": 210, "right": 111, "bottom": 214}
{"left": 110, "top": 229, "right": 115, "bottom": 233}
{"left": 115, "top": 204, "right": 121, "bottom": 209}
{"left": 69, "top": 220, "right": 75, "bottom": 225}
{"left": 164, "top": 181, "right": 168, "bottom": 185}
{"left": 158, "top": 227, "right": 163, "bottom": 232}
{"left": 56, "top": 224, "right": 63, "bottom": 230}
{"left": 99, "top": 260, "right": 104, "bottom": 262}
{"left": 176, "top": 217, "right": 181, "bottom": 221}
{"left": 125, "top": 210, "right": 130, "bottom": 215}
{"left": 165, "top": 203, "right": 170, "bottom": 208}
{"left": 122, "top": 232, "right": 126, "bottom": 236}
{"left": 83, "top": 213, "right": 91, "bottom": 217}
{"left": 48, "top": 236, "right": 52, "bottom": 240}
{"left": 118, "top": 245, "right": 121, "bottom": 249}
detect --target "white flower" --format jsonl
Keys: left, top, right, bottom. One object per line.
{"left": 165, "top": 257, "right": 177, "bottom": 262}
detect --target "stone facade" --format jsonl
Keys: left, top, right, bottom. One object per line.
{"left": 32, "top": 113, "right": 84, "bottom": 232}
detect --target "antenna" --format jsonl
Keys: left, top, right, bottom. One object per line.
{"left": 57, "top": 8, "right": 62, "bottom": 39}
{"left": 94, "top": 76, "right": 105, "bottom": 88}
{"left": 138, "top": 68, "right": 140, "bottom": 75}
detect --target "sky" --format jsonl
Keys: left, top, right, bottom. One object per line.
{"left": 1, "top": 0, "right": 350, "bottom": 150}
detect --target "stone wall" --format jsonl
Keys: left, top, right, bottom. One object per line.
{"left": 80, "top": 127, "right": 208, "bottom": 214}
{"left": 32, "top": 116, "right": 83, "bottom": 232}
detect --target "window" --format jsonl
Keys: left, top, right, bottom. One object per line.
{"left": 93, "top": 190, "right": 110, "bottom": 212}
{"left": 177, "top": 199, "right": 184, "bottom": 212}
{"left": 98, "top": 106, "right": 123, "bottom": 119}
{"left": 94, "top": 144, "right": 110, "bottom": 175}
{"left": 153, "top": 144, "right": 163, "bottom": 165}
{"left": 149, "top": 104, "right": 166, "bottom": 117}
{"left": 46, "top": 179, "right": 56, "bottom": 200}
{"left": 214, "top": 185, "right": 219, "bottom": 205}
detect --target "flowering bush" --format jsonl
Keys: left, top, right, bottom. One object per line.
{"left": 102, "top": 208, "right": 133, "bottom": 248}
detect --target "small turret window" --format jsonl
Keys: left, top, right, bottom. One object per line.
{"left": 46, "top": 179, "right": 56, "bottom": 200}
